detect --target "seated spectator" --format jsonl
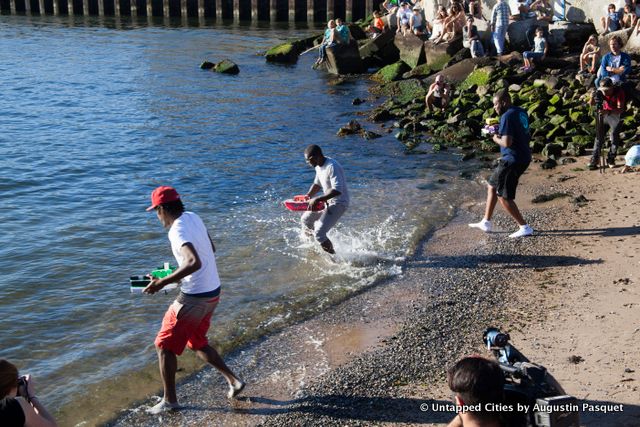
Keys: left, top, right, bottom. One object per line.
{"left": 430, "top": 6, "right": 448, "bottom": 40}
{"left": 596, "top": 35, "right": 632, "bottom": 87}
{"left": 468, "top": 0, "right": 483, "bottom": 19}
{"left": 522, "top": 26, "right": 548, "bottom": 71}
{"left": 529, "top": 0, "right": 553, "bottom": 22}
{"left": 434, "top": 2, "right": 465, "bottom": 44}
{"left": 396, "top": 2, "right": 412, "bottom": 36}
{"left": 382, "top": 0, "right": 399, "bottom": 14}
{"left": 622, "top": 3, "right": 636, "bottom": 28}
{"left": 410, "top": 6, "right": 427, "bottom": 36}
{"left": 446, "top": 356, "right": 505, "bottom": 427}
{"left": 580, "top": 34, "right": 601, "bottom": 74}
{"left": 601, "top": 3, "right": 621, "bottom": 34}
{"left": 315, "top": 20, "right": 338, "bottom": 66}
{"left": 515, "top": 0, "right": 536, "bottom": 20}
{"left": 335, "top": 18, "right": 352, "bottom": 44}
{"left": 0, "top": 359, "right": 58, "bottom": 427}
{"left": 369, "top": 10, "right": 385, "bottom": 37}
{"left": 588, "top": 77, "right": 626, "bottom": 169}
{"left": 425, "top": 75, "right": 451, "bottom": 112}
{"left": 463, "top": 14, "right": 485, "bottom": 57}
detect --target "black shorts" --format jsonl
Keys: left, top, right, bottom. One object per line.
{"left": 432, "top": 97, "right": 443, "bottom": 108}
{"left": 488, "top": 160, "right": 529, "bottom": 200}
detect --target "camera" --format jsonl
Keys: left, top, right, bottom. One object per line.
{"left": 483, "top": 328, "right": 580, "bottom": 427}
{"left": 593, "top": 89, "right": 605, "bottom": 111}
{"left": 17, "top": 375, "right": 29, "bottom": 399}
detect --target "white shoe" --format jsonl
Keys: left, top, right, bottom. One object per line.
{"left": 228, "top": 379, "right": 245, "bottom": 399}
{"left": 509, "top": 225, "right": 534, "bottom": 238}
{"left": 468, "top": 219, "right": 492, "bottom": 232}
{"left": 147, "top": 399, "right": 181, "bottom": 414}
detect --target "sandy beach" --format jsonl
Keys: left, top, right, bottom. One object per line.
{"left": 108, "top": 155, "right": 639, "bottom": 427}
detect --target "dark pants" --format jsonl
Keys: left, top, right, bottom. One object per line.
{"left": 591, "top": 112, "right": 621, "bottom": 164}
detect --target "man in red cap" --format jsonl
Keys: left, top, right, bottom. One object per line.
{"left": 143, "top": 186, "right": 245, "bottom": 414}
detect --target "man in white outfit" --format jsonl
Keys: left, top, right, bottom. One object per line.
{"left": 301, "top": 145, "right": 350, "bottom": 254}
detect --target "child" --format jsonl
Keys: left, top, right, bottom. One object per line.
{"left": 580, "top": 34, "right": 600, "bottom": 74}
{"left": 410, "top": 6, "right": 426, "bottom": 36}
{"left": 601, "top": 3, "right": 621, "bottom": 34}
{"left": 369, "top": 10, "right": 385, "bottom": 37}
{"left": 522, "top": 26, "right": 547, "bottom": 71}
{"left": 622, "top": 3, "right": 636, "bottom": 28}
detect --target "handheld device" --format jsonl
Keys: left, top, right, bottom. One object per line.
{"left": 129, "top": 263, "right": 178, "bottom": 293}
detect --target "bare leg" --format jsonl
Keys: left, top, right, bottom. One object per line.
{"left": 195, "top": 344, "right": 240, "bottom": 386}
{"left": 484, "top": 185, "right": 498, "bottom": 221}
{"left": 157, "top": 347, "right": 178, "bottom": 403}
{"left": 498, "top": 197, "right": 526, "bottom": 226}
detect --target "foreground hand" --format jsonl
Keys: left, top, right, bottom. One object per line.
{"left": 308, "top": 197, "right": 319, "bottom": 209}
{"left": 143, "top": 277, "right": 164, "bottom": 294}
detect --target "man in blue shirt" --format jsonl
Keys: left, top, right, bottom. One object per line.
{"left": 596, "top": 35, "right": 632, "bottom": 87}
{"left": 469, "top": 90, "right": 534, "bottom": 238}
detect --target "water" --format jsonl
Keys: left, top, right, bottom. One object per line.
{"left": 0, "top": 15, "right": 478, "bottom": 425}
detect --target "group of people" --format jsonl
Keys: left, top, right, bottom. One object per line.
{"left": 315, "top": 18, "right": 353, "bottom": 66}
{"left": 600, "top": 0, "right": 640, "bottom": 34}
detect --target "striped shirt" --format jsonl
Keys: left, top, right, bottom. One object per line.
{"left": 491, "top": 0, "right": 511, "bottom": 29}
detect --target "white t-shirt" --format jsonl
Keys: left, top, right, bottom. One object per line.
{"left": 313, "top": 157, "right": 350, "bottom": 206}
{"left": 168, "top": 211, "right": 221, "bottom": 294}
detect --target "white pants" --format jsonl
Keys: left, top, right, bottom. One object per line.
{"left": 301, "top": 203, "right": 348, "bottom": 243}
{"left": 492, "top": 27, "right": 507, "bottom": 55}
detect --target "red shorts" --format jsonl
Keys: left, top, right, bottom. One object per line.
{"left": 154, "top": 294, "right": 220, "bottom": 355}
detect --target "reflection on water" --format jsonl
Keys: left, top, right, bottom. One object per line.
{"left": 0, "top": 14, "right": 478, "bottom": 426}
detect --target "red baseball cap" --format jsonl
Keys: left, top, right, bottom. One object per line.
{"left": 146, "top": 186, "right": 180, "bottom": 211}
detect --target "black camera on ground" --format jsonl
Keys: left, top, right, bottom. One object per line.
{"left": 483, "top": 328, "right": 580, "bottom": 427}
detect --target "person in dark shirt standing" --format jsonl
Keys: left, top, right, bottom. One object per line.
{"left": 469, "top": 90, "right": 534, "bottom": 238}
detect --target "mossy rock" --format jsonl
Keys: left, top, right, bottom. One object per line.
{"left": 542, "top": 143, "right": 564, "bottom": 158}
{"left": 571, "top": 135, "right": 592, "bottom": 146}
{"left": 459, "top": 67, "right": 492, "bottom": 91}
{"left": 549, "top": 93, "right": 562, "bottom": 106}
{"left": 378, "top": 79, "right": 426, "bottom": 105}
{"left": 546, "top": 125, "right": 564, "bottom": 139}
{"left": 200, "top": 61, "right": 215, "bottom": 70}
{"left": 404, "top": 63, "right": 436, "bottom": 79}
{"left": 213, "top": 59, "right": 240, "bottom": 74}
{"left": 546, "top": 106, "right": 557, "bottom": 115}
{"left": 549, "top": 115, "right": 565, "bottom": 126}
{"left": 480, "top": 139, "right": 500, "bottom": 152}
{"left": 265, "top": 43, "right": 299, "bottom": 63}
{"left": 566, "top": 142, "right": 586, "bottom": 156}
{"left": 530, "top": 137, "right": 545, "bottom": 153}
{"left": 467, "top": 109, "right": 484, "bottom": 119}
{"left": 570, "top": 110, "right": 586, "bottom": 123}
{"left": 371, "top": 61, "right": 410, "bottom": 84}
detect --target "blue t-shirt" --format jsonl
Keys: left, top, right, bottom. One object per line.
{"left": 498, "top": 106, "right": 531, "bottom": 164}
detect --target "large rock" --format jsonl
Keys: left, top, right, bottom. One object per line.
{"left": 359, "top": 31, "right": 400, "bottom": 69}
{"left": 347, "top": 23, "right": 368, "bottom": 41}
{"left": 213, "top": 59, "right": 239, "bottom": 74}
{"left": 427, "top": 58, "right": 493, "bottom": 86}
{"left": 507, "top": 17, "right": 537, "bottom": 52}
{"left": 322, "top": 41, "right": 365, "bottom": 75}
{"left": 265, "top": 34, "right": 320, "bottom": 64}
{"left": 548, "top": 21, "right": 596, "bottom": 53}
{"left": 371, "top": 61, "right": 411, "bottom": 83}
{"left": 598, "top": 28, "right": 634, "bottom": 53}
{"left": 424, "top": 36, "right": 463, "bottom": 70}
{"left": 623, "top": 27, "right": 640, "bottom": 55}
{"left": 394, "top": 33, "right": 427, "bottom": 68}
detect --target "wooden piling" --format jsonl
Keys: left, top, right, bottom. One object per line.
{"left": 38, "top": 0, "right": 45, "bottom": 14}
{"left": 180, "top": 0, "right": 186, "bottom": 17}
{"left": 147, "top": 0, "right": 153, "bottom": 17}
{"left": 288, "top": 0, "right": 294, "bottom": 20}
{"left": 233, "top": 0, "right": 239, "bottom": 21}
{"left": 215, "top": 0, "right": 221, "bottom": 19}
{"left": 114, "top": 0, "right": 120, "bottom": 16}
{"left": 163, "top": 0, "right": 169, "bottom": 17}
{"left": 307, "top": 0, "right": 313, "bottom": 21}
{"left": 250, "top": 0, "right": 257, "bottom": 20}
{"left": 25, "top": 0, "right": 31, "bottom": 14}
{"left": 197, "top": 0, "right": 204, "bottom": 17}
{"left": 327, "top": 0, "right": 333, "bottom": 20}
{"left": 82, "top": 0, "right": 88, "bottom": 15}
{"left": 67, "top": 0, "right": 73, "bottom": 15}
{"left": 130, "top": 0, "right": 137, "bottom": 17}
{"left": 345, "top": 0, "right": 352, "bottom": 21}
{"left": 53, "top": 0, "right": 59, "bottom": 15}
{"left": 269, "top": 0, "right": 276, "bottom": 21}
{"left": 9, "top": 0, "right": 16, "bottom": 14}
{"left": 98, "top": 0, "right": 104, "bottom": 15}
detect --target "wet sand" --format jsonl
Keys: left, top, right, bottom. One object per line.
{"left": 108, "top": 157, "right": 640, "bottom": 427}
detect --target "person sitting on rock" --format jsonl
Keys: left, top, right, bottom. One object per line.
{"left": 596, "top": 35, "right": 632, "bottom": 87}
{"left": 529, "top": 0, "right": 553, "bottom": 22}
{"left": 315, "top": 20, "right": 338, "bottom": 66}
{"left": 463, "top": 14, "right": 485, "bottom": 57}
{"left": 382, "top": 0, "right": 399, "bottom": 14}
{"left": 622, "top": 3, "right": 636, "bottom": 28}
{"left": 515, "top": 0, "right": 536, "bottom": 20}
{"left": 335, "top": 18, "right": 352, "bottom": 44}
{"left": 369, "top": 10, "right": 386, "bottom": 37}
{"left": 429, "top": 5, "right": 448, "bottom": 41}
{"left": 522, "top": 26, "right": 547, "bottom": 71}
{"left": 410, "top": 6, "right": 427, "bottom": 36}
{"left": 396, "top": 2, "right": 412, "bottom": 36}
{"left": 425, "top": 75, "right": 450, "bottom": 112}
{"left": 434, "top": 2, "right": 465, "bottom": 44}
{"left": 580, "top": 34, "right": 601, "bottom": 74}
{"left": 588, "top": 77, "right": 626, "bottom": 169}
{"left": 468, "top": 0, "right": 482, "bottom": 19}
{"left": 601, "top": 3, "right": 621, "bottom": 34}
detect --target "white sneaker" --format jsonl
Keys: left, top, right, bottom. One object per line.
{"left": 147, "top": 399, "right": 181, "bottom": 414}
{"left": 509, "top": 225, "right": 534, "bottom": 238}
{"left": 468, "top": 219, "right": 492, "bottom": 232}
{"left": 227, "top": 379, "right": 245, "bottom": 399}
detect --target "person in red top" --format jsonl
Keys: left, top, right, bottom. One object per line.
{"left": 588, "top": 77, "right": 626, "bottom": 169}
{"left": 369, "top": 10, "right": 385, "bottom": 37}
